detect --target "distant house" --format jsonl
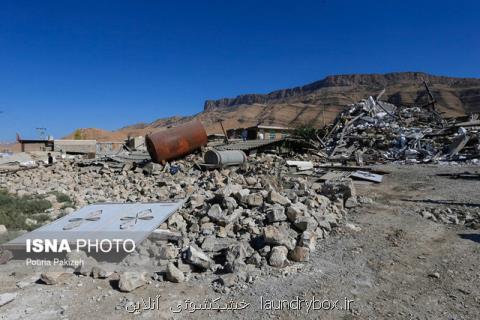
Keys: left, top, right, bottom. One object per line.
{"left": 226, "top": 125, "right": 293, "bottom": 140}
{"left": 16, "top": 134, "right": 53, "bottom": 152}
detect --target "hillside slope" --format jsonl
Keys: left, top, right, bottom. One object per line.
{"left": 68, "top": 72, "right": 480, "bottom": 141}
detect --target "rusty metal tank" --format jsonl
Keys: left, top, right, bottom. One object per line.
{"left": 145, "top": 120, "right": 208, "bottom": 163}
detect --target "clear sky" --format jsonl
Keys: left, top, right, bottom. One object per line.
{"left": 0, "top": 0, "right": 479, "bottom": 141}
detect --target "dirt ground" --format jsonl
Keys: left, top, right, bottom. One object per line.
{"left": 1, "top": 163, "right": 479, "bottom": 320}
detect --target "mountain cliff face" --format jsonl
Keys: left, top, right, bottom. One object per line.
{"left": 203, "top": 72, "right": 480, "bottom": 115}
{"left": 63, "top": 72, "right": 480, "bottom": 142}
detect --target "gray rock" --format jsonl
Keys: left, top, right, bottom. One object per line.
{"left": 345, "top": 196, "right": 358, "bottom": 208}
{"left": 40, "top": 272, "right": 67, "bottom": 285}
{"left": 118, "top": 272, "right": 147, "bottom": 292}
{"left": 289, "top": 246, "right": 310, "bottom": 262}
{"left": 298, "top": 231, "right": 317, "bottom": 251}
{"left": 166, "top": 263, "right": 185, "bottom": 283}
{"left": 208, "top": 204, "right": 241, "bottom": 226}
{"left": 158, "top": 244, "right": 178, "bottom": 260}
{"left": 201, "top": 236, "right": 236, "bottom": 252}
{"left": 234, "top": 189, "right": 251, "bottom": 203}
{"left": 0, "top": 225, "right": 7, "bottom": 234}
{"left": 218, "top": 274, "right": 238, "bottom": 287}
{"left": 223, "top": 196, "right": 238, "bottom": 211}
{"left": 293, "top": 216, "right": 318, "bottom": 232}
{"left": 268, "top": 246, "right": 288, "bottom": 268}
{"left": 190, "top": 195, "right": 206, "bottom": 208}
{"left": 268, "top": 191, "right": 291, "bottom": 206}
{"left": 247, "top": 252, "right": 262, "bottom": 266}
{"left": 247, "top": 193, "right": 263, "bottom": 207}
{"left": 266, "top": 204, "right": 287, "bottom": 223}
{"left": 263, "top": 225, "right": 295, "bottom": 250}
{"left": 91, "top": 266, "right": 109, "bottom": 279}
{"left": 184, "top": 245, "right": 213, "bottom": 270}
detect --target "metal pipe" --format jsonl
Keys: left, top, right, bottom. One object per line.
{"left": 146, "top": 120, "right": 208, "bottom": 163}
{"left": 204, "top": 149, "right": 247, "bottom": 167}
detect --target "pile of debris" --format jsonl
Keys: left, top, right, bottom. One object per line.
{"left": 321, "top": 95, "right": 480, "bottom": 164}
{"left": 414, "top": 204, "right": 480, "bottom": 229}
{"left": 0, "top": 152, "right": 366, "bottom": 292}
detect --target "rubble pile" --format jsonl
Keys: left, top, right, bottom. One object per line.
{"left": 414, "top": 205, "right": 480, "bottom": 229}
{"left": 323, "top": 96, "right": 480, "bottom": 164}
{"left": 0, "top": 153, "right": 363, "bottom": 291}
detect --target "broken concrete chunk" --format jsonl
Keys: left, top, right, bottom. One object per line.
{"left": 289, "top": 246, "right": 310, "bottom": 262}
{"left": 166, "top": 263, "right": 185, "bottom": 283}
{"left": 266, "top": 204, "right": 287, "bottom": 223}
{"left": 298, "top": 231, "right": 317, "bottom": 251}
{"left": 207, "top": 204, "right": 241, "bottom": 226}
{"left": 268, "top": 246, "right": 289, "bottom": 268}
{"left": 263, "top": 225, "right": 295, "bottom": 250}
{"left": 293, "top": 216, "right": 318, "bottom": 232}
{"left": 158, "top": 243, "right": 178, "bottom": 260}
{"left": 92, "top": 266, "right": 109, "bottom": 279}
{"left": 184, "top": 245, "right": 213, "bottom": 270}
{"left": 234, "top": 189, "right": 250, "bottom": 203}
{"left": 268, "top": 191, "right": 291, "bottom": 206}
{"left": 201, "top": 236, "right": 237, "bottom": 252}
{"left": 345, "top": 196, "right": 358, "bottom": 208}
{"left": 118, "top": 272, "right": 147, "bottom": 292}
{"left": 247, "top": 193, "right": 264, "bottom": 207}
{"left": 40, "top": 272, "right": 67, "bottom": 285}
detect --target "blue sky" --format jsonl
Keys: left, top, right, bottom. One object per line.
{"left": 0, "top": 0, "right": 479, "bottom": 141}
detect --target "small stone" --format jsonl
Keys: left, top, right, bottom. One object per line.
{"left": 0, "top": 225, "right": 7, "bottom": 234}
{"left": 40, "top": 272, "right": 66, "bottom": 285}
{"left": 190, "top": 195, "right": 206, "bottom": 208}
{"left": 118, "top": 272, "right": 147, "bottom": 292}
{"left": 184, "top": 245, "right": 213, "bottom": 270}
{"left": 345, "top": 196, "right": 358, "bottom": 208}
{"left": 298, "top": 231, "right": 317, "bottom": 251}
{"left": 247, "top": 193, "right": 263, "bottom": 207}
{"left": 266, "top": 204, "right": 287, "bottom": 223}
{"left": 345, "top": 223, "right": 361, "bottom": 232}
{"left": 288, "top": 246, "right": 310, "bottom": 262}
{"left": 293, "top": 216, "right": 318, "bottom": 232}
{"left": 158, "top": 244, "right": 178, "bottom": 260}
{"left": 263, "top": 225, "right": 295, "bottom": 250}
{"left": 428, "top": 272, "right": 440, "bottom": 279}
{"left": 0, "top": 250, "right": 13, "bottom": 265}
{"left": 234, "top": 189, "right": 250, "bottom": 203}
{"left": 218, "top": 274, "right": 238, "bottom": 287}
{"left": 268, "top": 191, "right": 291, "bottom": 206}
{"left": 91, "top": 266, "right": 108, "bottom": 279}
{"left": 268, "top": 246, "right": 288, "bottom": 268}
{"left": 246, "top": 252, "right": 262, "bottom": 266}
{"left": 166, "top": 263, "right": 185, "bottom": 283}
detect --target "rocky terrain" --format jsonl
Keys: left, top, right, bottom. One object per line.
{"left": 0, "top": 161, "right": 479, "bottom": 319}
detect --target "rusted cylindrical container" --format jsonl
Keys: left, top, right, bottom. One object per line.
{"left": 146, "top": 120, "right": 208, "bottom": 163}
